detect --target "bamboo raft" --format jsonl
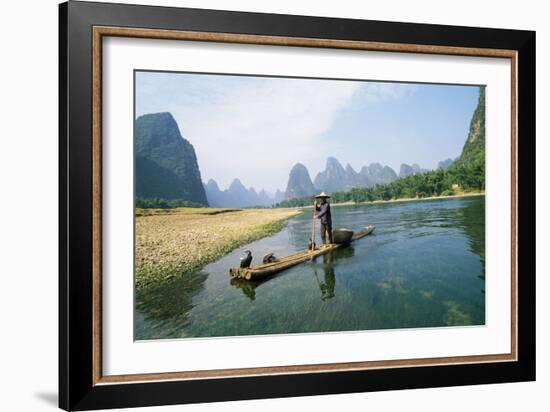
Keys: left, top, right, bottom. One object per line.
{"left": 229, "top": 225, "right": 375, "bottom": 280}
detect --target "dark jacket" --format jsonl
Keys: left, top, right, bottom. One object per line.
{"left": 315, "top": 202, "right": 332, "bottom": 225}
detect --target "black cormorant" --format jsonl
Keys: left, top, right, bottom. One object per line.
{"left": 240, "top": 250, "right": 253, "bottom": 268}
{"left": 262, "top": 252, "right": 278, "bottom": 264}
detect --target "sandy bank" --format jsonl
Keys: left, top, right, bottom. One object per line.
{"left": 136, "top": 208, "right": 302, "bottom": 291}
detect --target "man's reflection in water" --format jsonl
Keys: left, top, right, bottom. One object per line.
{"left": 314, "top": 253, "right": 336, "bottom": 300}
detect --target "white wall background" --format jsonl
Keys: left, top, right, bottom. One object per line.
{"left": 0, "top": 0, "right": 546, "bottom": 411}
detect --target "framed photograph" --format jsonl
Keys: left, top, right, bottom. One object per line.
{"left": 59, "top": 1, "right": 535, "bottom": 410}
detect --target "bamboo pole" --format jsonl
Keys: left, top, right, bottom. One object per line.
{"left": 310, "top": 199, "right": 317, "bottom": 257}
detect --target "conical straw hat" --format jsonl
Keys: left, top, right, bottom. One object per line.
{"left": 315, "top": 191, "right": 331, "bottom": 198}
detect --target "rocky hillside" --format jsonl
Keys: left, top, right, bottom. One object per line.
{"left": 313, "top": 158, "right": 400, "bottom": 193}
{"left": 438, "top": 158, "right": 456, "bottom": 169}
{"left": 136, "top": 112, "right": 208, "bottom": 205}
{"left": 313, "top": 157, "right": 353, "bottom": 193}
{"left": 285, "top": 163, "right": 317, "bottom": 199}
{"left": 459, "top": 87, "right": 485, "bottom": 163}
{"left": 359, "top": 162, "right": 398, "bottom": 185}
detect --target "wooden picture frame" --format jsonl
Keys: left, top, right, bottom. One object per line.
{"left": 59, "top": 1, "right": 535, "bottom": 410}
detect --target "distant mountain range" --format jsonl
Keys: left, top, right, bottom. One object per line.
{"left": 203, "top": 178, "right": 283, "bottom": 208}
{"left": 399, "top": 163, "right": 429, "bottom": 178}
{"left": 204, "top": 156, "right": 443, "bottom": 206}
{"left": 204, "top": 156, "right": 442, "bottom": 206}
{"left": 312, "top": 157, "right": 398, "bottom": 194}
{"left": 283, "top": 157, "right": 443, "bottom": 200}
{"left": 135, "top": 112, "right": 459, "bottom": 208}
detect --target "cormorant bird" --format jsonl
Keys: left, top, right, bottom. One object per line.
{"left": 239, "top": 250, "right": 253, "bottom": 268}
{"left": 262, "top": 252, "right": 278, "bottom": 264}
{"left": 308, "top": 238, "right": 316, "bottom": 251}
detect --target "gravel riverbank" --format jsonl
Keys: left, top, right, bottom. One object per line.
{"left": 136, "top": 208, "right": 302, "bottom": 291}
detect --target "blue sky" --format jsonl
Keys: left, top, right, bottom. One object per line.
{"left": 136, "top": 71, "right": 480, "bottom": 193}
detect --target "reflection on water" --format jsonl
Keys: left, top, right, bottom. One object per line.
{"left": 312, "top": 247, "right": 355, "bottom": 301}
{"left": 136, "top": 196, "right": 486, "bottom": 340}
{"left": 233, "top": 246, "right": 355, "bottom": 302}
{"left": 313, "top": 254, "right": 336, "bottom": 301}
{"left": 135, "top": 270, "right": 208, "bottom": 339}
{"left": 459, "top": 197, "right": 486, "bottom": 278}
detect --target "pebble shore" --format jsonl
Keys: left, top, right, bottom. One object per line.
{"left": 136, "top": 208, "right": 302, "bottom": 291}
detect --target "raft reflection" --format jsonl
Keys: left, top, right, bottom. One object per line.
{"left": 231, "top": 245, "right": 355, "bottom": 301}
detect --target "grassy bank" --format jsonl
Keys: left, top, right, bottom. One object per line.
{"left": 136, "top": 208, "right": 302, "bottom": 291}
{"left": 301, "top": 191, "right": 485, "bottom": 209}
{"left": 346, "top": 191, "right": 484, "bottom": 206}
{"left": 136, "top": 207, "right": 242, "bottom": 217}
{"left": 358, "top": 191, "right": 485, "bottom": 205}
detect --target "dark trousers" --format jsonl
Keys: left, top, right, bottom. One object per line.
{"left": 320, "top": 223, "right": 333, "bottom": 244}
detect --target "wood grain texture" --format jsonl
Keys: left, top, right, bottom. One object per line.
{"left": 98, "top": 353, "right": 515, "bottom": 384}
{"left": 510, "top": 52, "right": 518, "bottom": 360}
{"left": 94, "top": 26, "right": 517, "bottom": 57}
{"left": 92, "top": 26, "right": 518, "bottom": 386}
{"left": 92, "top": 27, "right": 103, "bottom": 385}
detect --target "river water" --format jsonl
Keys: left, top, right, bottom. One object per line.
{"left": 135, "top": 195, "right": 485, "bottom": 340}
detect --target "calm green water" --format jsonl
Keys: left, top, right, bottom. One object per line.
{"left": 135, "top": 196, "right": 485, "bottom": 340}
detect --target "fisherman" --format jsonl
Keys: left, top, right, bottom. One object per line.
{"left": 314, "top": 192, "right": 333, "bottom": 244}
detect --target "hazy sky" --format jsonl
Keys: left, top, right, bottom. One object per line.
{"left": 135, "top": 71, "right": 480, "bottom": 193}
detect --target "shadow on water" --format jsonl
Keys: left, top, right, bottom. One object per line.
{"left": 231, "top": 246, "right": 356, "bottom": 302}
{"left": 458, "top": 197, "right": 486, "bottom": 278}
{"left": 450, "top": 197, "right": 485, "bottom": 295}
{"left": 135, "top": 270, "right": 208, "bottom": 339}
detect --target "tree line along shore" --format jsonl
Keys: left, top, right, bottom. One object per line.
{"left": 275, "top": 160, "right": 485, "bottom": 208}
{"left": 299, "top": 191, "right": 485, "bottom": 209}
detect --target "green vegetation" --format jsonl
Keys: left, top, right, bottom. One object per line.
{"left": 135, "top": 197, "right": 266, "bottom": 215}
{"left": 136, "top": 206, "right": 242, "bottom": 217}
{"left": 136, "top": 197, "right": 207, "bottom": 209}
{"left": 276, "top": 86, "right": 485, "bottom": 208}
{"left": 444, "top": 301, "right": 472, "bottom": 326}
{"left": 459, "top": 87, "right": 485, "bottom": 163}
